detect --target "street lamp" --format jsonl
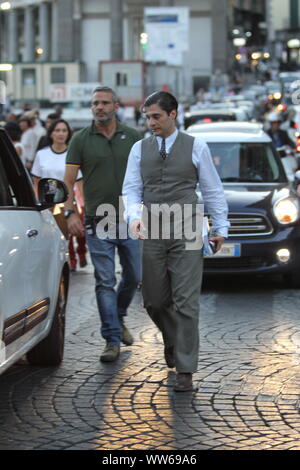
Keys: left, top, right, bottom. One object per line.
{"left": 0, "top": 1, "right": 12, "bottom": 67}
{"left": 0, "top": 2, "right": 11, "bottom": 10}
{"left": 0, "top": 64, "right": 12, "bottom": 71}
{"left": 233, "top": 38, "right": 246, "bottom": 47}
{"left": 287, "top": 39, "right": 300, "bottom": 49}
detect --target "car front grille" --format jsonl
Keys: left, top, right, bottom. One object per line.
{"left": 204, "top": 257, "right": 271, "bottom": 269}
{"left": 227, "top": 213, "right": 273, "bottom": 237}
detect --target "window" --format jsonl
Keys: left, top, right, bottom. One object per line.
{"left": 0, "top": 133, "right": 36, "bottom": 208}
{"left": 207, "top": 142, "right": 287, "bottom": 183}
{"left": 0, "top": 158, "right": 14, "bottom": 207}
{"left": 51, "top": 67, "right": 66, "bottom": 84}
{"left": 22, "top": 69, "right": 36, "bottom": 86}
{"left": 116, "top": 72, "right": 127, "bottom": 86}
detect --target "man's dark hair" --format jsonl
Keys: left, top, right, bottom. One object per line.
{"left": 47, "top": 113, "right": 60, "bottom": 120}
{"left": 4, "top": 122, "right": 22, "bottom": 141}
{"left": 47, "top": 119, "right": 73, "bottom": 145}
{"left": 92, "top": 86, "right": 118, "bottom": 103}
{"left": 18, "top": 116, "right": 31, "bottom": 126}
{"left": 143, "top": 91, "right": 178, "bottom": 115}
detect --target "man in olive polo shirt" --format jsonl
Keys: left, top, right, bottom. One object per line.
{"left": 64, "top": 86, "right": 141, "bottom": 363}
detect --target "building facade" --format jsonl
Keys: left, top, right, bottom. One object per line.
{"left": 0, "top": 0, "right": 266, "bottom": 105}
{"left": 269, "top": 0, "right": 300, "bottom": 68}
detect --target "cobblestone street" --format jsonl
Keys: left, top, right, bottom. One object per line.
{"left": 1, "top": 261, "right": 300, "bottom": 450}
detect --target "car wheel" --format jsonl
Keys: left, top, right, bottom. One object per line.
{"left": 27, "top": 274, "right": 67, "bottom": 366}
{"left": 283, "top": 269, "right": 300, "bottom": 288}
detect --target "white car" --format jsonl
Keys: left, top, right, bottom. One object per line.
{"left": 0, "top": 128, "right": 70, "bottom": 375}
{"left": 187, "top": 122, "right": 300, "bottom": 287}
{"left": 209, "top": 100, "right": 256, "bottom": 119}
{"left": 184, "top": 107, "right": 250, "bottom": 129}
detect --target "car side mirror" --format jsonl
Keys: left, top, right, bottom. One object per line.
{"left": 37, "top": 178, "right": 68, "bottom": 210}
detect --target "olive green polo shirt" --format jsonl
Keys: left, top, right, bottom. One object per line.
{"left": 66, "top": 121, "right": 141, "bottom": 218}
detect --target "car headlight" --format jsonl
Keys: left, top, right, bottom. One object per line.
{"left": 273, "top": 198, "right": 299, "bottom": 224}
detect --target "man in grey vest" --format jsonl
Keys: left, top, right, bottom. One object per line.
{"left": 123, "top": 92, "right": 229, "bottom": 392}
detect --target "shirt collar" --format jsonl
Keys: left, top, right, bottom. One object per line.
{"left": 156, "top": 128, "right": 178, "bottom": 149}
{"left": 89, "top": 119, "right": 125, "bottom": 136}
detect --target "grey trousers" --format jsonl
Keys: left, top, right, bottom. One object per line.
{"left": 141, "top": 237, "right": 203, "bottom": 373}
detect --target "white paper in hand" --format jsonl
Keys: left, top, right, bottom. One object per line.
{"left": 202, "top": 216, "right": 215, "bottom": 256}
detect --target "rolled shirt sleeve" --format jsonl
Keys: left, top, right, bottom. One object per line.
{"left": 122, "top": 140, "right": 144, "bottom": 224}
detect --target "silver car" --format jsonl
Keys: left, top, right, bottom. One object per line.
{"left": 0, "top": 128, "right": 70, "bottom": 374}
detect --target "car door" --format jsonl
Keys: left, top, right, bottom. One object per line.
{"left": 0, "top": 130, "right": 58, "bottom": 362}
{"left": 0, "top": 144, "right": 32, "bottom": 359}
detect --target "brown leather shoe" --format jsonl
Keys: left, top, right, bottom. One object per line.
{"left": 174, "top": 373, "right": 193, "bottom": 392}
{"left": 164, "top": 345, "right": 175, "bottom": 368}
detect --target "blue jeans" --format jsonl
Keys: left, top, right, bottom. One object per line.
{"left": 86, "top": 228, "right": 140, "bottom": 345}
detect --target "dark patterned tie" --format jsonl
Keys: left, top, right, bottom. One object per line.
{"left": 160, "top": 138, "right": 167, "bottom": 160}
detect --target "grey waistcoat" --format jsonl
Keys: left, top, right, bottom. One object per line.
{"left": 141, "top": 131, "right": 198, "bottom": 208}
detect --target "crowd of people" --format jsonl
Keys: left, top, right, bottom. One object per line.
{"left": 1, "top": 87, "right": 229, "bottom": 392}
{"left": 1, "top": 106, "right": 88, "bottom": 272}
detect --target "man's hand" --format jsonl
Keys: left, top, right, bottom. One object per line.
{"left": 67, "top": 213, "right": 85, "bottom": 238}
{"left": 130, "top": 219, "right": 146, "bottom": 240}
{"left": 209, "top": 236, "right": 225, "bottom": 253}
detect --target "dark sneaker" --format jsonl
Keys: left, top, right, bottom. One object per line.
{"left": 100, "top": 344, "right": 120, "bottom": 363}
{"left": 164, "top": 345, "right": 175, "bottom": 368}
{"left": 120, "top": 319, "right": 134, "bottom": 346}
{"left": 174, "top": 373, "right": 193, "bottom": 392}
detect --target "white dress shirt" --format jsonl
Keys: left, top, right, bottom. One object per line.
{"left": 122, "top": 128, "right": 230, "bottom": 238}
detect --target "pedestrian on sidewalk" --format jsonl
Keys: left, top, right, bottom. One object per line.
{"left": 18, "top": 116, "right": 37, "bottom": 171}
{"left": 123, "top": 91, "right": 229, "bottom": 392}
{"left": 36, "top": 112, "right": 61, "bottom": 151}
{"left": 64, "top": 86, "right": 141, "bottom": 363}
{"left": 31, "top": 118, "right": 82, "bottom": 241}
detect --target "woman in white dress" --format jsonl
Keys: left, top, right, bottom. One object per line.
{"left": 32, "top": 119, "right": 87, "bottom": 269}
{"left": 32, "top": 119, "right": 72, "bottom": 184}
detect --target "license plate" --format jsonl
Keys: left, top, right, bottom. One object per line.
{"left": 205, "top": 243, "right": 241, "bottom": 258}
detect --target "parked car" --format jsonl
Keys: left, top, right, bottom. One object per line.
{"left": 187, "top": 122, "right": 300, "bottom": 287}
{"left": 184, "top": 107, "right": 250, "bottom": 129}
{"left": 0, "top": 128, "right": 70, "bottom": 375}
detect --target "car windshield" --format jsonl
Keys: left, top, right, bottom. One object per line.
{"left": 185, "top": 114, "right": 236, "bottom": 128}
{"left": 207, "top": 142, "right": 287, "bottom": 183}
